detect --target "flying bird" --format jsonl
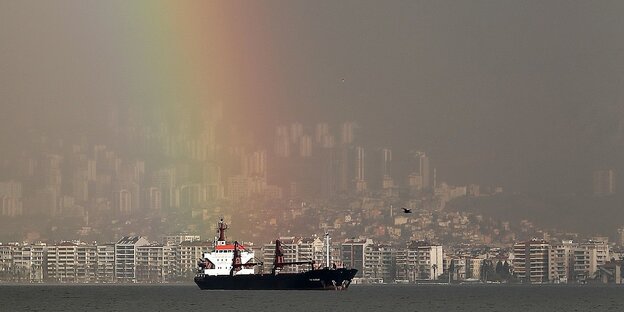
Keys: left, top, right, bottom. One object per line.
{"left": 401, "top": 207, "right": 412, "bottom": 213}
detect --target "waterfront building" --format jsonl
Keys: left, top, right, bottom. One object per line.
{"left": 46, "top": 242, "right": 79, "bottom": 282}
{"left": 513, "top": 239, "right": 550, "bottom": 283}
{"left": 406, "top": 241, "right": 444, "bottom": 281}
{"left": 13, "top": 243, "right": 46, "bottom": 282}
{"left": 96, "top": 244, "right": 115, "bottom": 283}
{"left": 364, "top": 244, "right": 397, "bottom": 282}
{"left": 465, "top": 258, "right": 483, "bottom": 280}
{"left": 178, "top": 241, "right": 212, "bottom": 276}
{"left": 135, "top": 244, "right": 177, "bottom": 283}
{"left": 573, "top": 240, "right": 609, "bottom": 281}
{"left": 114, "top": 236, "right": 150, "bottom": 282}
{"left": 341, "top": 238, "right": 373, "bottom": 278}
{"left": 549, "top": 240, "right": 575, "bottom": 283}
{"left": 75, "top": 244, "right": 98, "bottom": 282}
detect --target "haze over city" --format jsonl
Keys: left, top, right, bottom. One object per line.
{"left": 2, "top": 0, "right": 624, "bottom": 265}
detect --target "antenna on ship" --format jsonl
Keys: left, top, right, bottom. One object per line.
{"left": 325, "top": 231, "right": 331, "bottom": 269}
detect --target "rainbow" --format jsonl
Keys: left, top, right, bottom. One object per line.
{"left": 95, "top": 1, "right": 282, "bottom": 129}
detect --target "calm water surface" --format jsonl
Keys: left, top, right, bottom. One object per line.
{"left": 0, "top": 284, "right": 622, "bottom": 312}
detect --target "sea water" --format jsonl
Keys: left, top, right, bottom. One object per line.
{"left": 0, "top": 284, "right": 622, "bottom": 312}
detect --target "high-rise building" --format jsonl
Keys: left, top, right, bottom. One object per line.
{"left": 337, "top": 146, "right": 351, "bottom": 194}
{"left": 145, "top": 187, "right": 162, "bottom": 211}
{"left": 618, "top": 227, "right": 624, "bottom": 246}
{"left": 290, "top": 123, "right": 303, "bottom": 144}
{"left": 354, "top": 146, "right": 367, "bottom": 193}
{"left": 380, "top": 148, "right": 392, "bottom": 177}
{"left": 114, "top": 189, "right": 133, "bottom": 214}
{"left": 299, "top": 135, "right": 312, "bottom": 158}
{"left": 36, "top": 186, "right": 59, "bottom": 216}
{"left": 315, "top": 123, "right": 330, "bottom": 144}
{"left": 245, "top": 151, "right": 267, "bottom": 178}
{"left": 72, "top": 170, "right": 89, "bottom": 202}
{"left": 380, "top": 148, "right": 394, "bottom": 189}
{"left": 593, "top": 169, "right": 615, "bottom": 196}
{"left": 320, "top": 148, "right": 337, "bottom": 199}
{"left": 274, "top": 134, "right": 290, "bottom": 158}
{"left": 274, "top": 125, "right": 291, "bottom": 158}
{"left": 227, "top": 175, "right": 249, "bottom": 202}
{"left": 179, "top": 183, "right": 203, "bottom": 213}
{"left": 203, "top": 163, "right": 223, "bottom": 200}
{"left": 152, "top": 167, "right": 176, "bottom": 211}
{"left": 340, "top": 122, "right": 356, "bottom": 145}
{"left": 0, "top": 181, "right": 23, "bottom": 217}
{"left": 409, "top": 151, "right": 430, "bottom": 190}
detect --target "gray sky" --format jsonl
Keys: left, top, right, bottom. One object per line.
{"left": 2, "top": 0, "right": 624, "bottom": 192}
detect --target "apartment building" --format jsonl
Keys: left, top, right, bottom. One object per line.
{"left": 341, "top": 238, "right": 373, "bottom": 278}
{"left": 178, "top": 241, "right": 212, "bottom": 276}
{"left": 513, "top": 239, "right": 550, "bottom": 283}
{"left": 406, "top": 241, "right": 444, "bottom": 280}
{"left": 115, "top": 236, "right": 150, "bottom": 282}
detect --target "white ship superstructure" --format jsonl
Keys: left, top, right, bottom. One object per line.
{"left": 199, "top": 219, "right": 255, "bottom": 276}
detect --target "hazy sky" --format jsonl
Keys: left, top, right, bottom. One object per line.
{"left": 2, "top": 0, "right": 624, "bottom": 192}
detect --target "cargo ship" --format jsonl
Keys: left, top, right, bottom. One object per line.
{"left": 194, "top": 219, "right": 357, "bottom": 290}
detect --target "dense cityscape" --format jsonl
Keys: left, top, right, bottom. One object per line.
{"left": 3, "top": 2, "right": 624, "bottom": 312}
{"left": 0, "top": 232, "right": 622, "bottom": 285}
{"left": 0, "top": 105, "right": 623, "bottom": 285}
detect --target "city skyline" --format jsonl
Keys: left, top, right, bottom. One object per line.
{"left": 2, "top": 0, "right": 624, "bottom": 275}
{"left": 3, "top": 1, "right": 624, "bottom": 193}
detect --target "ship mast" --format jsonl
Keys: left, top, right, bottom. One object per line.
{"left": 325, "top": 231, "right": 331, "bottom": 268}
{"left": 230, "top": 241, "right": 242, "bottom": 276}
{"left": 272, "top": 239, "right": 285, "bottom": 275}
{"left": 217, "top": 218, "right": 227, "bottom": 245}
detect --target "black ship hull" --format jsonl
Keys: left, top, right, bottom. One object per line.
{"left": 194, "top": 268, "right": 358, "bottom": 290}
